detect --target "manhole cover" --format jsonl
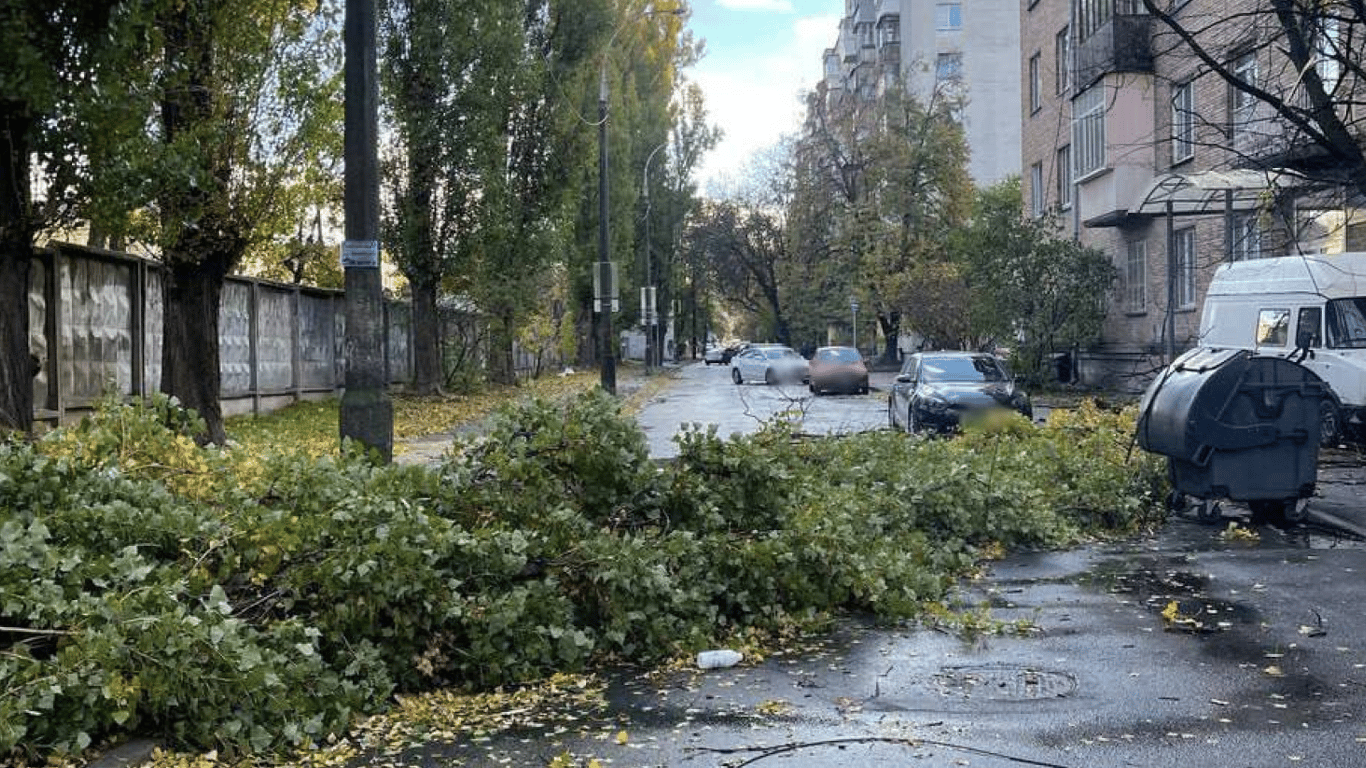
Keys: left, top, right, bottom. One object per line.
{"left": 931, "top": 665, "right": 1077, "bottom": 701}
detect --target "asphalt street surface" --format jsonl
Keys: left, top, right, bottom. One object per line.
{"left": 635, "top": 361, "right": 901, "bottom": 459}
{"left": 366, "top": 362, "right": 1366, "bottom": 767}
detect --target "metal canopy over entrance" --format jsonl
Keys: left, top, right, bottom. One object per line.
{"left": 1132, "top": 169, "right": 1290, "bottom": 217}
{"left": 1122, "top": 169, "right": 1295, "bottom": 362}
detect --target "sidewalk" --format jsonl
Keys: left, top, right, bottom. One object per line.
{"left": 393, "top": 361, "right": 688, "bottom": 467}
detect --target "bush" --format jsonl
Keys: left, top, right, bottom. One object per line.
{"left": 0, "top": 392, "right": 1164, "bottom": 764}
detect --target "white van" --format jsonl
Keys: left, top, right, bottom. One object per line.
{"left": 1199, "top": 252, "right": 1366, "bottom": 442}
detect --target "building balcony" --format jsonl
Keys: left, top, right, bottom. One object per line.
{"left": 1074, "top": 14, "right": 1153, "bottom": 91}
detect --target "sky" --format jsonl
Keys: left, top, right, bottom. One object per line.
{"left": 683, "top": 0, "right": 843, "bottom": 195}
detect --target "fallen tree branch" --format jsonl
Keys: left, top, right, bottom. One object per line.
{"left": 692, "top": 735, "right": 1076, "bottom": 768}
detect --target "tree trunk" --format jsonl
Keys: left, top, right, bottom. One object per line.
{"left": 161, "top": 255, "right": 231, "bottom": 444}
{"left": 409, "top": 277, "right": 442, "bottom": 394}
{"left": 877, "top": 311, "right": 899, "bottom": 363}
{"left": 487, "top": 309, "right": 517, "bottom": 385}
{"left": 0, "top": 252, "right": 33, "bottom": 435}
{"left": 0, "top": 105, "right": 35, "bottom": 435}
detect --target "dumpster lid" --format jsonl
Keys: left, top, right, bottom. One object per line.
{"left": 1171, "top": 347, "right": 1246, "bottom": 373}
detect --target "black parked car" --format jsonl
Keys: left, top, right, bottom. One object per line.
{"left": 888, "top": 351, "right": 1032, "bottom": 434}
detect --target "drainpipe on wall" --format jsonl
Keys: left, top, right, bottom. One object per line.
{"left": 1165, "top": 199, "right": 1176, "bottom": 364}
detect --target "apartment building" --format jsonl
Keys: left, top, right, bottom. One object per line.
{"left": 1023, "top": 0, "right": 1366, "bottom": 390}
{"left": 822, "top": 0, "right": 1022, "bottom": 186}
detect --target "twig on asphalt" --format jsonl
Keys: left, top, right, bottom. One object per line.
{"left": 692, "top": 735, "right": 1077, "bottom": 768}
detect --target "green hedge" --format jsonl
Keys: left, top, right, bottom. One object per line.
{"left": 0, "top": 392, "right": 1164, "bottom": 763}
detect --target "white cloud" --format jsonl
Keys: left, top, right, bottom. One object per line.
{"left": 691, "top": 11, "right": 839, "bottom": 194}
{"left": 717, "top": 0, "right": 796, "bottom": 11}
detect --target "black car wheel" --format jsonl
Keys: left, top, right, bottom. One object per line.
{"left": 810, "top": 382, "right": 820, "bottom": 395}
{"left": 764, "top": 368, "right": 776, "bottom": 385}
{"left": 906, "top": 405, "right": 919, "bottom": 434}
{"left": 731, "top": 367, "right": 742, "bottom": 385}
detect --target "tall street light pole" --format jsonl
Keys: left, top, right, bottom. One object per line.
{"left": 851, "top": 299, "right": 860, "bottom": 354}
{"left": 643, "top": 140, "right": 667, "bottom": 370}
{"left": 596, "top": 4, "right": 681, "bottom": 393}
{"left": 597, "top": 65, "right": 616, "bottom": 394}
{"left": 340, "top": 0, "right": 392, "bottom": 461}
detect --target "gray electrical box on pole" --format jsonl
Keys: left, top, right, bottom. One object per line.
{"left": 339, "top": 0, "right": 393, "bottom": 461}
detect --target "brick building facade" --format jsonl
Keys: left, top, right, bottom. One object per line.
{"left": 1021, "top": 0, "right": 1366, "bottom": 391}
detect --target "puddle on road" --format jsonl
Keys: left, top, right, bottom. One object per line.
{"left": 1077, "top": 555, "right": 1262, "bottom": 637}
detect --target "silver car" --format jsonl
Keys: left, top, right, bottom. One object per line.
{"left": 731, "top": 346, "right": 809, "bottom": 385}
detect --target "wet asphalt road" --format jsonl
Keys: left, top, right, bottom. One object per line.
{"left": 370, "top": 363, "right": 1366, "bottom": 767}
{"left": 390, "top": 502, "right": 1366, "bottom": 768}
{"left": 635, "top": 360, "right": 897, "bottom": 458}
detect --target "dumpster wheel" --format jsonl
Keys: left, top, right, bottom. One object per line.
{"left": 1249, "top": 498, "right": 1308, "bottom": 525}
{"left": 1166, "top": 490, "right": 1187, "bottom": 513}
{"left": 1195, "top": 499, "right": 1223, "bottom": 523}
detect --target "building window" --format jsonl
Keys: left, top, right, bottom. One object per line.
{"left": 1076, "top": 0, "right": 1113, "bottom": 42}
{"left": 857, "top": 22, "right": 873, "bottom": 47}
{"left": 1171, "top": 80, "right": 1193, "bottom": 164}
{"left": 1175, "top": 228, "right": 1196, "bottom": 308}
{"left": 1029, "top": 52, "right": 1042, "bottom": 113}
{"left": 1056, "top": 145, "right": 1072, "bottom": 209}
{"left": 1126, "top": 241, "right": 1147, "bottom": 313}
{"left": 936, "top": 3, "right": 962, "bottom": 31}
{"left": 1055, "top": 26, "right": 1071, "bottom": 95}
{"left": 1030, "top": 162, "right": 1045, "bottom": 217}
{"left": 1348, "top": 221, "right": 1366, "bottom": 251}
{"left": 1072, "top": 83, "right": 1105, "bottom": 177}
{"left": 1230, "top": 51, "right": 1258, "bottom": 140}
{"left": 879, "top": 18, "right": 900, "bottom": 47}
{"left": 1315, "top": 16, "right": 1342, "bottom": 94}
{"left": 936, "top": 52, "right": 962, "bottom": 83}
{"left": 1231, "top": 212, "right": 1261, "bottom": 261}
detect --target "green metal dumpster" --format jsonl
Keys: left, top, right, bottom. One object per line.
{"left": 1136, "top": 347, "right": 1325, "bottom": 523}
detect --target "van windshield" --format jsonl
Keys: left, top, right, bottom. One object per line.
{"left": 1327, "top": 298, "right": 1366, "bottom": 348}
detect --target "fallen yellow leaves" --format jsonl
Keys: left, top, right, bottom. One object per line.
{"left": 1219, "top": 522, "right": 1260, "bottom": 543}
{"left": 1161, "top": 600, "right": 1203, "bottom": 631}
{"left": 126, "top": 673, "right": 610, "bottom": 768}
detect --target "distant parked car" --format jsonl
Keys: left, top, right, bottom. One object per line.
{"left": 731, "top": 345, "right": 809, "bottom": 385}
{"left": 807, "top": 346, "right": 869, "bottom": 395}
{"left": 888, "top": 351, "right": 1032, "bottom": 434}
{"left": 703, "top": 345, "right": 728, "bottom": 365}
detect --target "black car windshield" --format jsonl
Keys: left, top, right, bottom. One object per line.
{"left": 921, "top": 356, "right": 1005, "bottom": 382}
{"left": 1327, "top": 297, "right": 1366, "bottom": 348}
{"left": 817, "top": 348, "right": 860, "bottom": 363}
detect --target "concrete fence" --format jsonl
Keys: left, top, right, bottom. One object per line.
{"left": 27, "top": 242, "right": 417, "bottom": 424}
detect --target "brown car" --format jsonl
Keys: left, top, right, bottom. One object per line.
{"left": 807, "top": 346, "right": 869, "bottom": 395}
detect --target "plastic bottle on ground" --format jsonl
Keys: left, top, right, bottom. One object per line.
{"left": 695, "top": 649, "right": 743, "bottom": 669}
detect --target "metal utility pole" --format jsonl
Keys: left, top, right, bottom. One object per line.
{"left": 594, "top": 6, "right": 681, "bottom": 390}
{"left": 340, "top": 0, "right": 393, "bottom": 461}
{"left": 851, "top": 299, "right": 860, "bottom": 353}
{"left": 597, "top": 65, "right": 616, "bottom": 394}
{"left": 643, "top": 141, "right": 667, "bottom": 370}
